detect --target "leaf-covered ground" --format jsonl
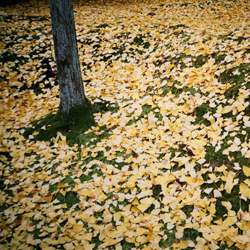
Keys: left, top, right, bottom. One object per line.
{"left": 1, "top": 0, "right": 250, "bottom": 249}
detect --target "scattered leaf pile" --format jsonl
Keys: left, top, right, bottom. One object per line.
{"left": 1, "top": 0, "right": 250, "bottom": 249}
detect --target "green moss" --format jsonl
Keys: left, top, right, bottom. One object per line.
{"left": 88, "top": 28, "right": 100, "bottom": 34}
{"left": 169, "top": 24, "right": 186, "bottom": 29}
{"left": 182, "top": 228, "right": 201, "bottom": 241}
{"left": 145, "top": 204, "right": 155, "bottom": 214}
{"left": 159, "top": 226, "right": 176, "bottom": 248}
{"left": 24, "top": 100, "right": 118, "bottom": 145}
{"left": 94, "top": 210, "right": 104, "bottom": 219}
{"left": 160, "top": 80, "right": 201, "bottom": 98}
{"left": 181, "top": 205, "right": 194, "bottom": 217}
{"left": 143, "top": 42, "right": 151, "bottom": 49}
{"left": 120, "top": 241, "right": 135, "bottom": 250}
{"left": 121, "top": 240, "right": 135, "bottom": 250}
{"left": 126, "top": 104, "right": 156, "bottom": 125}
{"left": 61, "top": 176, "right": 75, "bottom": 187}
{"left": 218, "top": 243, "right": 238, "bottom": 250}
{"left": 79, "top": 167, "right": 103, "bottom": 184}
{"left": 205, "top": 144, "right": 229, "bottom": 164}
{"left": 218, "top": 63, "right": 250, "bottom": 86}
{"left": 192, "top": 102, "right": 212, "bottom": 126}
{"left": 48, "top": 183, "right": 58, "bottom": 194}
{"left": 193, "top": 55, "right": 209, "bottom": 68}
{"left": 0, "top": 204, "right": 8, "bottom": 212}
{"left": 24, "top": 112, "right": 69, "bottom": 141}
{"left": 141, "top": 104, "right": 152, "bottom": 116}
{"left": 0, "top": 52, "right": 18, "bottom": 63}
{"left": 133, "top": 34, "right": 145, "bottom": 46}
{"left": 152, "top": 185, "right": 162, "bottom": 200}
{"left": 95, "top": 23, "right": 109, "bottom": 28}
{"left": 244, "top": 98, "right": 250, "bottom": 117}
{"left": 92, "top": 234, "right": 101, "bottom": 250}
{"left": 53, "top": 191, "right": 79, "bottom": 211}
{"left": 212, "top": 52, "right": 226, "bottom": 64}
{"left": 79, "top": 173, "right": 92, "bottom": 183}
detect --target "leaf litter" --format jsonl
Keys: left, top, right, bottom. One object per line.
{"left": 0, "top": 0, "right": 250, "bottom": 249}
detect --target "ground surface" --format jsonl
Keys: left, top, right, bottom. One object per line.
{"left": 1, "top": 0, "right": 250, "bottom": 249}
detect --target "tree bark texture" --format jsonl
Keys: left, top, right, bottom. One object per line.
{"left": 49, "top": 0, "right": 87, "bottom": 115}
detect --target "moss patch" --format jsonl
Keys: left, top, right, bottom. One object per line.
{"left": 23, "top": 100, "right": 116, "bottom": 145}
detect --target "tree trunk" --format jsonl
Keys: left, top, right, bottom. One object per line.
{"left": 48, "top": 0, "right": 87, "bottom": 116}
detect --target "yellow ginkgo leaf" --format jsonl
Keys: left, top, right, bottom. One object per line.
{"left": 196, "top": 199, "right": 206, "bottom": 208}
{"left": 243, "top": 166, "right": 250, "bottom": 177}
{"left": 58, "top": 183, "right": 67, "bottom": 188}
{"left": 185, "top": 177, "right": 204, "bottom": 185}
{"left": 140, "top": 197, "right": 154, "bottom": 205}
{"left": 211, "top": 232, "right": 221, "bottom": 240}
{"left": 221, "top": 106, "right": 232, "bottom": 114}
{"left": 240, "top": 183, "right": 250, "bottom": 198}
{"left": 223, "top": 216, "right": 237, "bottom": 226}
{"left": 39, "top": 243, "right": 54, "bottom": 250}
{"left": 68, "top": 217, "right": 76, "bottom": 225}
{"left": 126, "top": 175, "right": 137, "bottom": 188}
{"left": 225, "top": 172, "right": 235, "bottom": 194}
{"left": 137, "top": 204, "right": 150, "bottom": 213}
{"left": 213, "top": 190, "right": 222, "bottom": 197}
{"left": 83, "top": 244, "right": 96, "bottom": 250}
{"left": 135, "top": 227, "right": 149, "bottom": 236}
{"left": 179, "top": 241, "right": 189, "bottom": 249}
{"left": 155, "top": 173, "right": 175, "bottom": 186}
{"left": 44, "top": 194, "right": 53, "bottom": 203}
{"left": 73, "top": 223, "right": 83, "bottom": 233}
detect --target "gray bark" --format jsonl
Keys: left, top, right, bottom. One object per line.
{"left": 49, "top": 0, "right": 87, "bottom": 115}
